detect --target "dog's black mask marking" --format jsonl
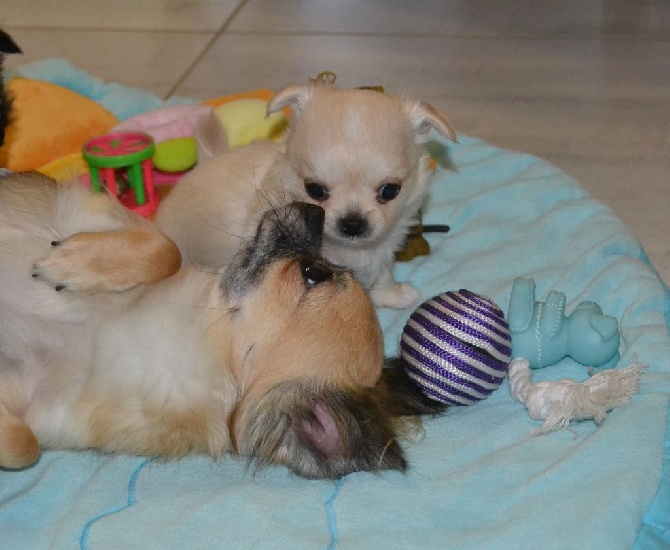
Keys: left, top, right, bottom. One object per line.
{"left": 222, "top": 202, "right": 326, "bottom": 299}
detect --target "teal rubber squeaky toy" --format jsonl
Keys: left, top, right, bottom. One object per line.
{"left": 508, "top": 278, "right": 620, "bottom": 369}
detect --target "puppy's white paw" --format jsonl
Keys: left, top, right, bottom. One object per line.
{"left": 370, "top": 283, "right": 421, "bottom": 310}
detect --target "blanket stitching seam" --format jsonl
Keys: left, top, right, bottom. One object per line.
{"left": 79, "top": 459, "right": 151, "bottom": 550}
{"left": 325, "top": 476, "right": 345, "bottom": 550}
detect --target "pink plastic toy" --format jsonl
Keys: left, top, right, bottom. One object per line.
{"left": 111, "top": 104, "right": 212, "bottom": 144}
{"left": 82, "top": 131, "right": 159, "bottom": 217}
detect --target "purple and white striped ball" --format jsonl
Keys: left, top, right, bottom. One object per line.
{"left": 400, "top": 290, "right": 512, "bottom": 406}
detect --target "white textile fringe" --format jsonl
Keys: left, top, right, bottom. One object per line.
{"left": 509, "top": 358, "right": 645, "bottom": 436}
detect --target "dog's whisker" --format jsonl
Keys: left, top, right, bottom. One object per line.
{"left": 203, "top": 312, "right": 227, "bottom": 336}
{"left": 167, "top": 300, "right": 220, "bottom": 311}
{"left": 237, "top": 343, "right": 257, "bottom": 396}
{"left": 377, "top": 437, "right": 395, "bottom": 469}
{"left": 186, "top": 258, "right": 220, "bottom": 277}
{"left": 275, "top": 166, "right": 290, "bottom": 210}
{"left": 195, "top": 215, "right": 245, "bottom": 242}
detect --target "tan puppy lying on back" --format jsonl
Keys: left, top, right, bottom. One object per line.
{"left": 156, "top": 80, "right": 456, "bottom": 309}
{"left": 0, "top": 173, "right": 445, "bottom": 477}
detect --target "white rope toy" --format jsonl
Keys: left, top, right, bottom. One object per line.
{"left": 509, "top": 358, "right": 645, "bottom": 436}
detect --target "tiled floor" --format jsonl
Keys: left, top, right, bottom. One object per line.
{"left": 2, "top": 0, "right": 668, "bottom": 282}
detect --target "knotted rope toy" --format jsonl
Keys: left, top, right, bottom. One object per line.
{"left": 400, "top": 289, "right": 512, "bottom": 406}
{"left": 509, "top": 358, "right": 645, "bottom": 435}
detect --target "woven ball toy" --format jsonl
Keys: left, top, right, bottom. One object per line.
{"left": 400, "top": 289, "right": 512, "bottom": 406}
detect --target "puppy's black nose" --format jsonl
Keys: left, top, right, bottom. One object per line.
{"left": 339, "top": 213, "right": 368, "bottom": 237}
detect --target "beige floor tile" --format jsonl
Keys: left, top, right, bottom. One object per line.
{"left": 426, "top": 96, "right": 669, "bottom": 167}
{"left": 173, "top": 34, "right": 670, "bottom": 101}
{"left": 170, "top": 34, "right": 402, "bottom": 97}
{"left": 4, "top": 28, "right": 213, "bottom": 97}
{"left": 0, "top": 0, "right": 242, "bottom": 31}
{"left": 230, "top": 0, "right": 669, "bottom": 37}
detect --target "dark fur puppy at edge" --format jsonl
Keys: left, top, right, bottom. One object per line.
{"left": 0, "top": 29, "right": 21, "bottom": 150}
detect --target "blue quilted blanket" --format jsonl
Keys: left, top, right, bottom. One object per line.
{"left": 1, "top": 59, "right": 668, "bottom": 550}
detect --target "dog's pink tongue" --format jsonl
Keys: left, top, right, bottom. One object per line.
{"left": 301, "top": 403, "right": 342, "bottom": 458}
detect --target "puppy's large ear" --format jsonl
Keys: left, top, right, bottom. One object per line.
{"left": 267, "top": 84, "right": 316, "bottom": 117}
{"left": 0, "top": 29, "right": 21, "bottom": 152}
{"left": 0, "top": 29, "right": 21, "bottom": 54}
{"left": 193, "top": 110, "right": 229, "bottom": 163}
{"left": 233, "top": 382, "right": 409, "bottom": 479}
{"left": 293, "top": 392, "right": 409, "bottom": 478}
{"left": 405, "top": 100, "right": 457, "bottom": 144}
{"left": 233, "top": 362, "right": 447, "bottom": 479}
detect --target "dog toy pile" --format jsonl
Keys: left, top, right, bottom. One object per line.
{"left": 0, "top": 57, "right": 286, "bottom": 175}
{"left": 503, "top": 278, "right": 644, "bottom": 435}
{"left": 400, "top": 289, "right": 512, "bottom": 405}
{"left": 399, "top": 282, "right": 643, "bottom": 437}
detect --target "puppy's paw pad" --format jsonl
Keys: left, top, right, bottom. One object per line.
{"left": 371, "top": 283, "right": 421, "bottom": 310}
{"left": 32, "top": 238, "right": 105, "bottom": 292}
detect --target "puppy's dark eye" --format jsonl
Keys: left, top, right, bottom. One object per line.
{"left": 300, "top": 260, "right": 333, "bottom": 287}
{"left": 377, "top": 182, "right": 402, "bottom": 203}
{"left": 304, "top": 181, "right": 330, "bottom": 202}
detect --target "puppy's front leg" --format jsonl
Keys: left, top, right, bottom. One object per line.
{"left": 368, "top": 268, "right": 421, "bottom": 310}
{"left": 33, "top": 227, "right": 181, "bottom": 293}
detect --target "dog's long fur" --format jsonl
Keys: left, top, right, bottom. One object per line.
{"left": 0, "top": 29, "right": 21, "bottom": 152}
{"left": 155, "top": 81, "right": 456, "bottom": 310}
{"left": 0, "top": 172, "right": 445, "bottom": 478}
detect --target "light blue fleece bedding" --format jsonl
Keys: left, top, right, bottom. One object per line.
{"left": 1, "top": 60, "right": 668, "bottom": 549}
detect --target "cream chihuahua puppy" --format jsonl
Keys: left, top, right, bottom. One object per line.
{"left": 155, "top": 81, "right": 456, "bottom": 309}
{"left": 0, "top": 172, "right": 444, "bottom": 478}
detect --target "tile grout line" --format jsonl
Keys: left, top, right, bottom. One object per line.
{"left": 216, "top": 29, "right": 670, "bottom": 42}
{"left": 3, "top": 25, "right": 216, "bottom": 35}
{"left": 163, "top": 0, "right": 252, "bottom": 100}
{"left": 4, "top": 25, "right": 669, "bottom": 43}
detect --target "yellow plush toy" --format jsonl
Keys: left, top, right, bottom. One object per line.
{"left": 212, "top": 98, "right": 287, "bottom": 150}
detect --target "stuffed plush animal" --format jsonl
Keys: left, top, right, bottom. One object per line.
{"left": 508, "top": 277, "right": 620, "bottom": 369}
